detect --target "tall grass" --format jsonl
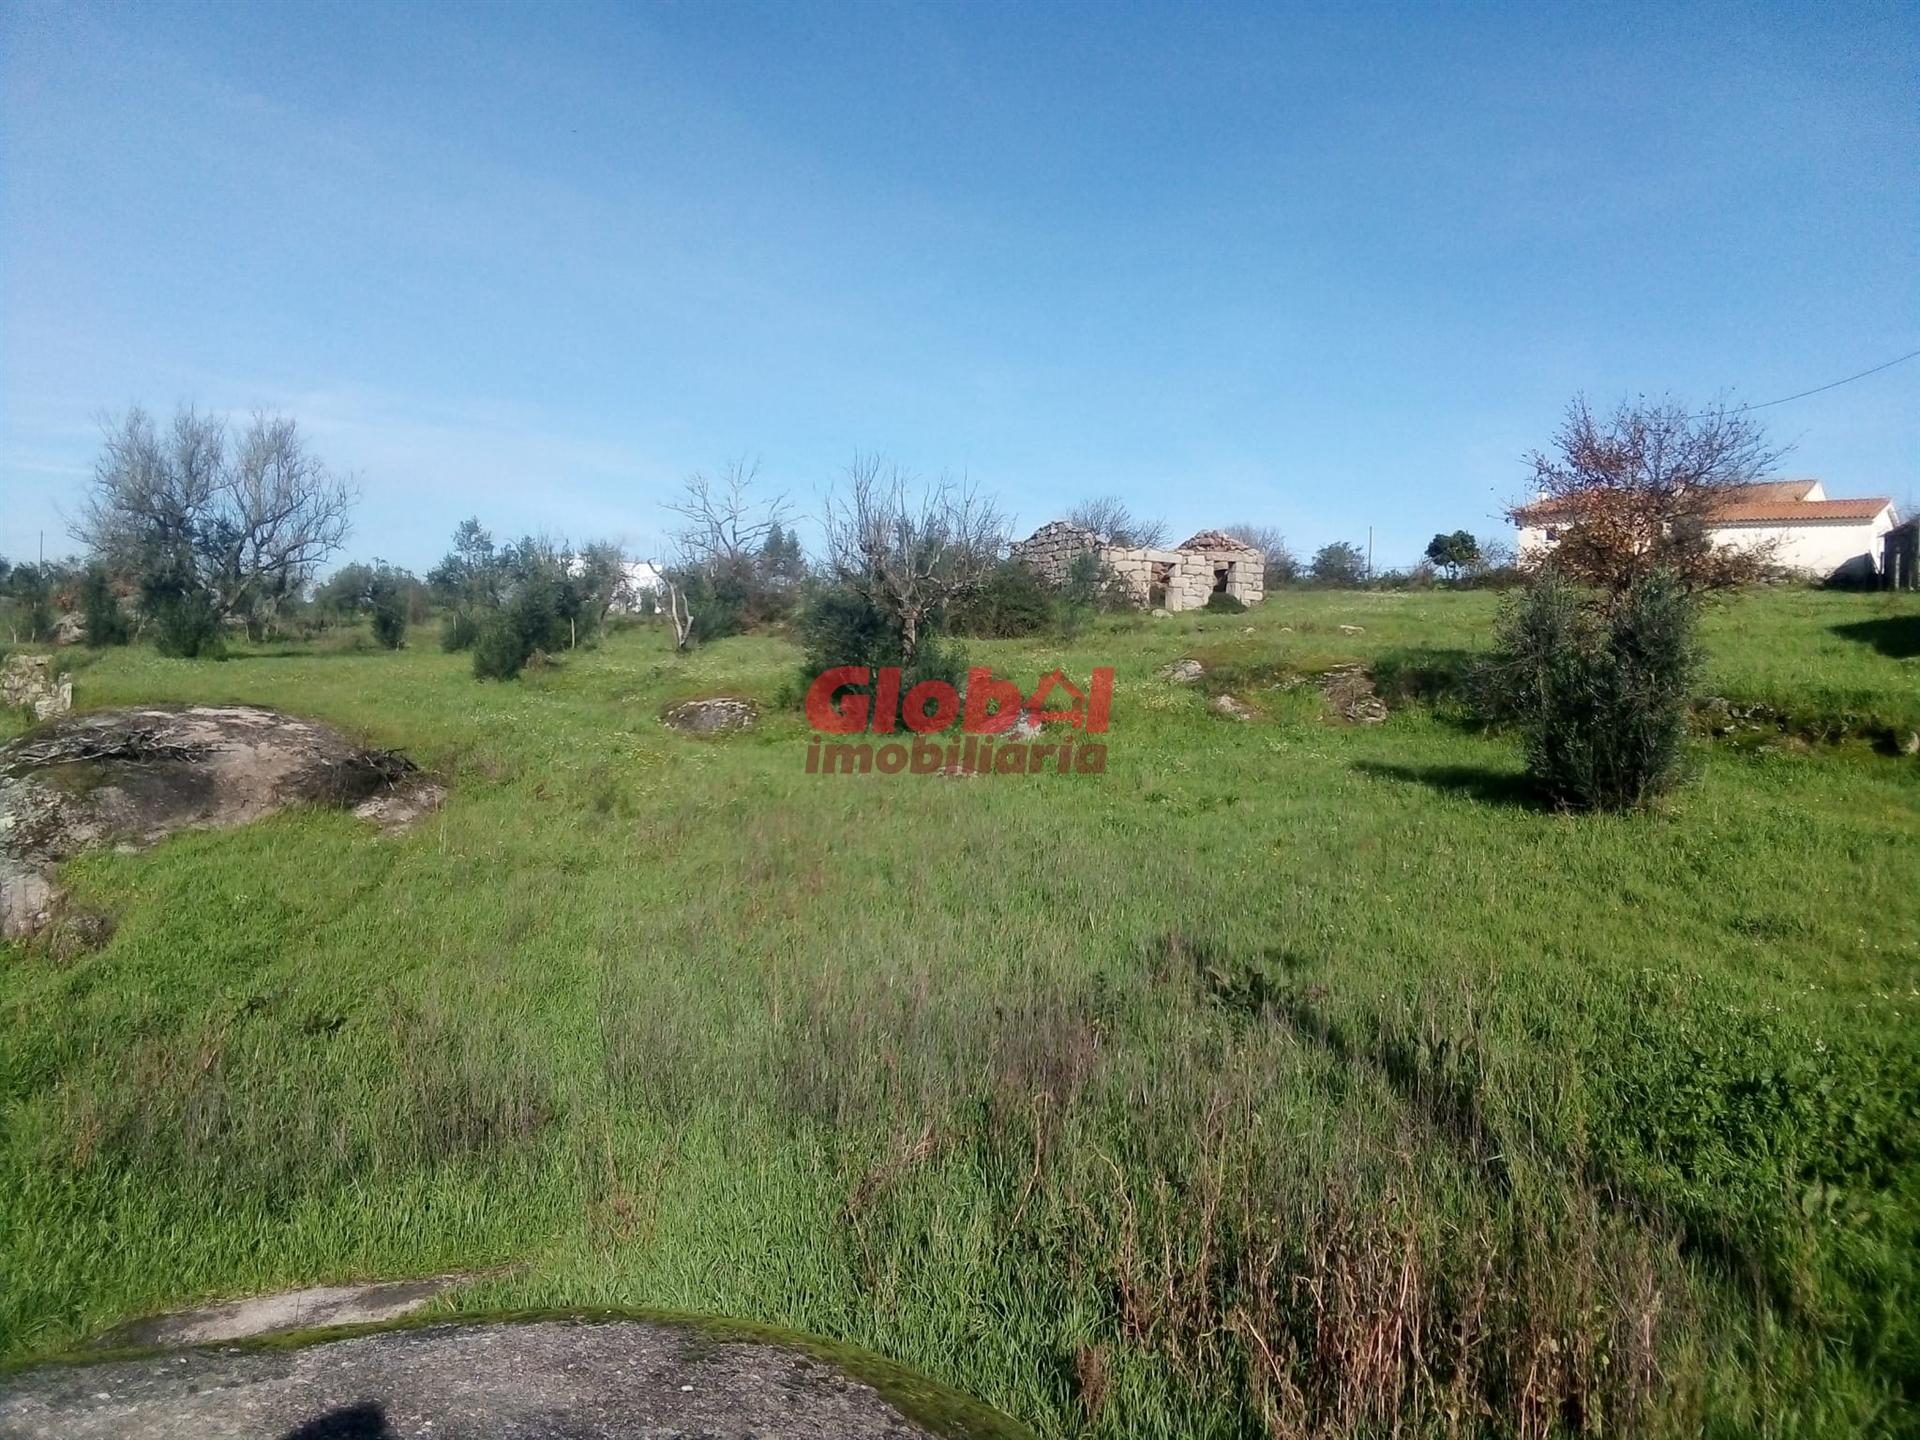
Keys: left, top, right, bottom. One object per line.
{"left": 2, "top": 588, "right": 1915, "bottom": 1436}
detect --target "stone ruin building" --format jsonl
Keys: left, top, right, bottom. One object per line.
{"left": 1011, "top": 522, "right": 1264, "bottom": 611}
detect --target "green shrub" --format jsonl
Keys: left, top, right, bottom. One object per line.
{"left": 368, "top": 573, "right": 408, "bottom": 650}
{"left": 950, "top": 559, "right": 1054, "bottom": 639}
{"left": 441, "top": 611, "right": 480, "bottom": 652}
{"left": 1203, "top": 591, "right": 1247, "bottom": 614}
{"left": 1478, "top": 569, "right": 1699, "bottom": 810}
{"left": 470, "top": 579, "right": 568, "bottom": 680}
{"left": 796, "top": 583, "right": 967, "bottom": 724}
{"left": 79, "top": 568, "right": 129, "bottom": 647}
{"left": 471, "top": 611, "right": 534, "bottom": 680}
{"left": 141, "top": 570, "right": 222, "bottom": 658}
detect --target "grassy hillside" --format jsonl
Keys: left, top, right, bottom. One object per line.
{"left": 3, "top": 585, "right": 1916, "bottom": 1437}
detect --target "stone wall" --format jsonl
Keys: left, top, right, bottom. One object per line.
{"left": 1, "top": 654, "right": 72, "bottom": 721}
{"left": 1011, "top": 522, "right": 1265, "bottom": 613}
{"left": 1009, "top": 521, "right": 1100, "bottom": 587}
{"left": 1090, "top": 543, "right": 1264, "bottom": 611}
{"left": 1178, "top": 545, "right": 1264, "bottom": 609}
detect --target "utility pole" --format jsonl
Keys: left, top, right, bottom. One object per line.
{"left": 1366, "top": 526, "right": 1373, "bottom": 581}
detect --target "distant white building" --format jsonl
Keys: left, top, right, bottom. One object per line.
{"left": 564, "top": 555, "right": 666, "bottom": 611}
{"left": 1512, "top": 480, "right": 1898, "bottom": 584}
{"left": 612, "top": 560, "right": 665, "bottom": 610}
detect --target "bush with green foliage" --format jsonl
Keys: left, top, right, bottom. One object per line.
{"left": 1203, "top": 591, "right": 1247, "bottom": 614}
{"left": 1478, "top": 569, "right": 1699, "bottom": 810}
{"left": 1, "top": 563, "right": 56, "bottom": 645}
{"left": 471, "top": 612, "right": 533, "bottom": 680}
{"left": 470, "top": 573, "right": 570, "bottom": 681}
{"left": 139, "top": 558, "right": 222, "bottom": 659}
{"left": 950, "top": 559, "right": 1054, "bottom": 639}
{"left": 1310, "top": 541, "right": 1368, "bottom": 586}
{"left": 368, "top": 571, "right": 408, "bottom": 649}
{"left": 1424, "top": 529, "right": 1480, "bottom": 578}
{"left": 670, "top": 564, "right": 749, "bottom": 645}
{"left": 796, "top": 583, "right": 967, "bottom": 726}
{"left": 79, "top": 568, "right": 130, "bottom": 647}
{"left": 440, "top": 610, "right": 480, "bottom": 652}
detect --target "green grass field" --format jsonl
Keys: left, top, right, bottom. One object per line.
{"left": 3, "top": 586, "right": 1917, "bottom": 1437}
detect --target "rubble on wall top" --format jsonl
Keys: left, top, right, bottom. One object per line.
{"left": 1176, "top": 529, "right": 1259, "bottom": 554}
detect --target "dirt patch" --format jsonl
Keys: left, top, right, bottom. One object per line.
{"left": 1317, "top": 664, "right": 1389, "bottom": 724}
{"left": 1, "top": 705, "right": 440, "bottom": 940}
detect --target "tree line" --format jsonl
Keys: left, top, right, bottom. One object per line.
{"left": 18, "top": 390, "right": 1789, "bottom": 804}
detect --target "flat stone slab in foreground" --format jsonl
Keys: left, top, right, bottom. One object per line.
{"left": 0, "top": 1314, "right": 1029, "bottom": 1440}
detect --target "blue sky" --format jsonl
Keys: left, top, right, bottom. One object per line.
{"left": 3, "top": 0, "right": 1915, "bottom": 574}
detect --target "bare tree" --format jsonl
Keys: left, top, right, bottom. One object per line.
{"left": 1225, "top": 522, "right": 1299, "bottom": 586}
{"left": 1068, "top": 495, "right": 1168, "bottom": 549}
{"left": 657, "top": 458, "right": 794, "bottom": 649}
{"left": 212, "top": 413, "right": 357, "bottom": 627}
{"left": 823, "top": 454, "right": 1007, "bottom": 666}
{"left": 74, "top": 404, "right": 357, "bottom": 633}
{"left": 665, "top": 458, "right": 790, "bottom": 570}
{"left": 75, "top": 407, "right": 224, "bottom": 574}
{"left": 661, "top": 570, "right": 695, "bottom": 651}
{"left": 1516, "top": 395, "right": 1789, "bottom": 593}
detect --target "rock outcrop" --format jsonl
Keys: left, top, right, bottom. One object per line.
{"left": 1, "top": 654, "right": 72, "bottom": 720}
{"left": 663, "top": 698, "right": 756, "bottom": 734}
{"left": 1, "top": 705, "right": 438, "bottom": 940}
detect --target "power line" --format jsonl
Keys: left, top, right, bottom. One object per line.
{"left": 1708, "top": 348, "right": 1920, "bottom": 416}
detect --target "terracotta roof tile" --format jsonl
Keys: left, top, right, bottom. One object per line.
{"left": 1709, "top": 498, "right": 1889, "bottom": 523}
{"left": 1511, "top": 481, "right": 1888, "bottom": 528}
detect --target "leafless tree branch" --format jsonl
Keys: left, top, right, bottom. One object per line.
{"left": 1068, "top": 496, "right": 1168, "bottom": 550}
{"left": 822, "top": 454, "right": 1007, "bottom": 665}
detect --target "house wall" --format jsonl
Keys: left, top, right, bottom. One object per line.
{"left": 1707, "top": 515, "right": 1894, "bottom": 582}
{"left": 1515, "top": 524, "right": 1555, "bottom": 561}
{"left": 1101, "top": 546, "right": 1185, "bottom": 606}
{"left": 1514, "top": 509, "right": 1896, "bottom": 582}
{"left": 1101, "top": 545, "right": 1263, "bottom": 611}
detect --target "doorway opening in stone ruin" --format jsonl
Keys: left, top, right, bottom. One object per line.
{"left": 1213, "top": 561, "right": 1234, "bottom": 593}
{"left": 1149, "top": 561, "right": 1172, "bottom": 608}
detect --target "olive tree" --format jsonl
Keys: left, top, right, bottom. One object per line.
{"left": 822, "top": 454, "right": 1007, "bottom": 668}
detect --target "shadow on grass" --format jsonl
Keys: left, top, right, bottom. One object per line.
{"left": 1829, "top": 615, "right": 1920, "bottom": 659}
{"left": 1368, "top": 646, "right": 1482, "bottom": 706}
{"left": 1351, "top": 759, "right": 1548, "bottom": 811}
{"left": 219, "top": 647, "right": 383, "bottom": 662}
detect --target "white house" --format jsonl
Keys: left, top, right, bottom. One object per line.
{"left": 1512, "top": 480, "right": 1899, "bottom": 584}
{"left": 612, "top": 560, "right": 665, "bottom": 610}
{"left": 564, "top": 555, "right": 667, "bottom": 611}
